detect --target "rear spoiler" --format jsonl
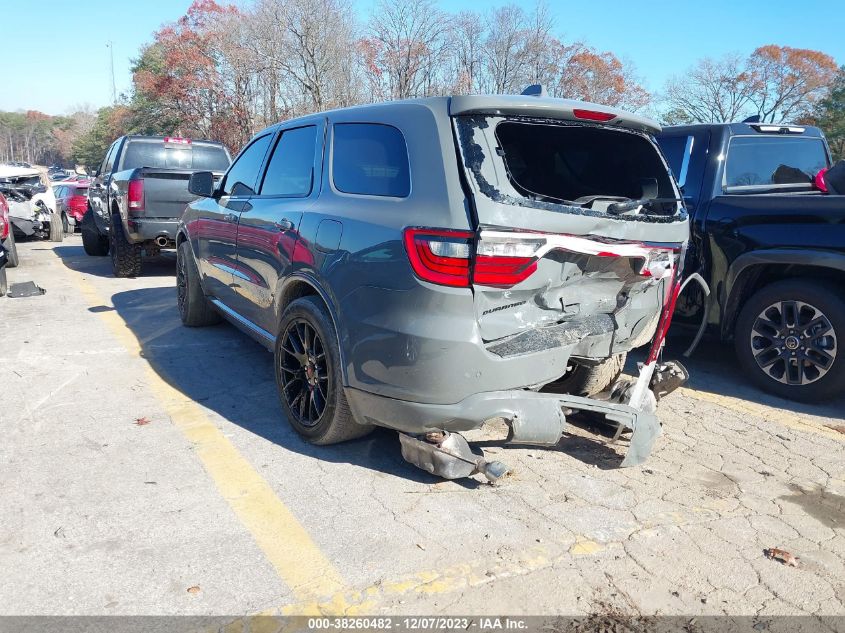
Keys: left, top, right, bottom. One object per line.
{"left": 449, "top": 94, "right": 661, "bottom": 134}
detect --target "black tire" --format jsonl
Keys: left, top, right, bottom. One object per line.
{"left": 48, "top": 212, "right": 64, "bottom": 242}
{"left": 109, "top": 212, "right": 141, "bottom": 277}
{"left": 543, "top": 353, "right": 627, "bottom": 397}
{"left": 735, "top": 279, "right": 844, "bottom": 402}
{"left": 81, "top": 209, "right": 109, "bottom": 256}
{"left": 0, "top": 266, "right": 6, "bottom": 297}
{"left": 62, "top": 213, "right": 73, "bottom": 236}
{"left": 3, "top": 230, "right": 18, "bottom": 268}
{"left": 176, "top": 240, "right": 221, "bottom": 327}
{"left": 275, "top": 296, "right": 373, "bottom": 445}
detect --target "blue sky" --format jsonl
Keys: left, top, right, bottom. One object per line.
{"left": 1, "top": 0, "right": 842, "bottom": 115}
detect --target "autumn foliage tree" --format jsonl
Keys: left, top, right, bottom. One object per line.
{"left": 663, "top": 46, "right": 838, "bottom": 124}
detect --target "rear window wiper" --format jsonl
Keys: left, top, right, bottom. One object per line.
{"left": 606, "top": 197, "right": 684, "bottom": 215}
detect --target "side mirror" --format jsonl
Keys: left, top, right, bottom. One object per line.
{"left": 189, "top": 171, "right": 215, "bottom": 197}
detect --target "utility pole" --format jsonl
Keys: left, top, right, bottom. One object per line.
{"left": 106, "top": 41, "right": 117, "bottom": 104}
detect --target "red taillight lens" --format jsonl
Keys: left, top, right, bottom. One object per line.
{"left": 128, "top": 180, "right": 144, "bottom": 211}
{"left": 0, "top": 194, "right": 8, "bottom": 240}
{"left": 573, "top": 109, "right": 616, "bottom": 122}
{"left": 474, "top": 256, "right": 537, "bottom": 287}
{"left": 69, "top": 195, "right": 88, "bottom": 214}
{"left": 403, "top": 228, "right": 473, "bottom": 287}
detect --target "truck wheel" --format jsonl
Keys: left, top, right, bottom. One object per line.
{"left": 176, "top": 241, "right": 220, "bottom": 327}
{"left": 275, "top": 296, "right": 373, "bottom": 445}
{"left": 109, "top": 212, "right": 141, "bottom": 278}
{"left": 3, "top": 231, "right": 19, "bottom": 268}
{"left": 49, "top": 212, "right": 64, "bottom": 242}
{"left": 0, "top": 266, "right": 6, "bottom": 297}
{"left": 735, "top": 279, "right": 844, "bottom": 402}
{"left": 81, "top": 209, "right": 109, "bottom": 256}
{"left": 543, "top": 353, "right": 627, "bottom": 397}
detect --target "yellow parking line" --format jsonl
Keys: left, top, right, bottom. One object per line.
{"left": 68, "top": 269, "right": 346, "bottom": 604}
{"left": 678, "top": 387, "right": 845, "bottom": 442}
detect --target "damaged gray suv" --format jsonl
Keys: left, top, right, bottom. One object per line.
{"left": 177, "top": 93, "right": 690, "bottom": 480}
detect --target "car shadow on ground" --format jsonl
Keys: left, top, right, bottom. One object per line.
{"left": 51, "top": 244, "right": 178, "bottom": 278}
{"left": 105, "top": 286, "right": 471, "bottom": 486}
{"left": 629, "top": 334, "right": 845, "bottom": 423}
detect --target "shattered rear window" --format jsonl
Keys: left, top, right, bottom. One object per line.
{"left": 495, "top": 121, "right": 676, "bottom": 214}
{"left": 455, "top": 115, "right": 683, "bottom": 222}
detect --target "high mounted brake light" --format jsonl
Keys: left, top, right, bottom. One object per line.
{"left": 128, "top": 180, "right": 144, "bottom": 212}
{"left": 750, "top": 124, "right": 805, "bottom": 134}
{"left": 164, "top": 137, "right": 191, "bottom": 145}
{"left": 572, "top": 109, "right": 616, "bottom": 123}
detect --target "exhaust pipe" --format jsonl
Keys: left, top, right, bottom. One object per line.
{"left": 155, "top": 235, "right": 169, "bottom": 247}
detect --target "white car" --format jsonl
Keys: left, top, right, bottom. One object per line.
{"left": 0, "top": 165, "right": 62, "bottom": 242}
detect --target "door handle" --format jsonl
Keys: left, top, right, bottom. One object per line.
{"left": 274, "top": 218, "right": 294, "bottom": 231}
{"left": 224, "top": 213, "right": 238, "bottom": 223}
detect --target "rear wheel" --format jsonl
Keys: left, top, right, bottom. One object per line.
{"left": 275, "top": 296, "right": 373, "bottom": 445}
{"left": 81, "top": 209, "right": 109, "bottom": 256}
{"left": 176, "top": 240, "right": 220, "bottom": 327}
{"left": 3, "top": 230, "right": 19, "bottom": 268}
{"left": 109, "top": 212, "right": 141, "bottom": 277}
{"left": 735, "top": 279, "right": 844, "bottom": 402}
{"left": 543, "top": 353, "right": 627, "bottom": 397}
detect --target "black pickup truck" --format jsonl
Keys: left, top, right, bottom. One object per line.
{"left": 656, "top": 122, "right": 844, "bottom": 402}
{"left": 81, "top": 136, "right": 230, "bottom": 277}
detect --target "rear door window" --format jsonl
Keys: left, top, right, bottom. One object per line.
{"left": 724, "top": 136, "right": 829, "bottom": 190}
{"left": 332, "top": 123, "right": 410, "bottom": 197}
{"left": 259, "top": 126, "right": 317, "bottom": 197}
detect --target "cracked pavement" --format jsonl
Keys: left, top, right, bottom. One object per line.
{"left": 1, "top": 238, "right": 844, "bottom": 618}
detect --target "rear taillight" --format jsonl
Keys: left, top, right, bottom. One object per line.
{"left": 128, "top": 180, "right": 144, "bottom": 212}
{"left": 403, "top": 228, "right": 473, "bottom": 287}
{"left": 69, "top": 195, "right": 88, "bottom": 214}
{"left": 474, "top": 235, "right": 543, "bottom": 287}
{"left": 0, "top": 194, "right": 8, "bottom": 240}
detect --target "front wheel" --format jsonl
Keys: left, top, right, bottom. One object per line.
{"left": 3, "top": 230, "right": 18, "bottom": 268}
{"left": 49, "top": 212, "right": 64, "bottom": 242}
{"left": 275, "top": 296, "right": 373, "bottom": 445}
{"left": 81, "top": 209, "right": 109, "bottom": 256}
{"left": 176, "top": 240, "right": 220, "bottom": 327}
{"left": 735, "top": 279, "right": 844, "bottom": 402}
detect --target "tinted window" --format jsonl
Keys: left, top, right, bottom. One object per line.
{"left": 121, "top": 141, "right": 230, "bottom": 171}
{"left": 725, "top": 136, "right": 829, "bottom": 189}
{"left": 657, "top": 135, "right": 693, "bottom": 188}
{"left": 102, "top": 142, "right": 119, "bottom": 174}
{"left": 222, "top": 134, "right": 272, "bottom": 197}
{"left": 332, "top": 123, "right": 410, "bottom": 197}
{"left": 260, "top": 126, "right": 317, "bottom": 197}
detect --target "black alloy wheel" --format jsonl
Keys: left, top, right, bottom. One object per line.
{"left": 748, "top": 299, "right": 837, "bottom": 386}
{"left": 278, "top": 319, "right": 330, "bottom": 427}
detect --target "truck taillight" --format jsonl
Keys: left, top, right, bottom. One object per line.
{"left": 128, "top": 180, "right": 144, "bottom": 211}
{"left": 403, "top": 228, "right": 473, "bottom": 287}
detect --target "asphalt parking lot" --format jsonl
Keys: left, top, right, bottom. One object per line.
{"left": 1, "top": 237, "right": 844, "bottom": 620}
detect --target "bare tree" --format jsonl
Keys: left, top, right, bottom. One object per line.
{"left": 362, "top": 0, "right": 450, "bottom": 100}
{"left": 663, "top": 55, "right": 755, "bottom": 123}
{"left": 445, "top": 11, "right": 485, "bottom": 94}
{"left": 482, "top": 5, "right": 529, "bottom": 94}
